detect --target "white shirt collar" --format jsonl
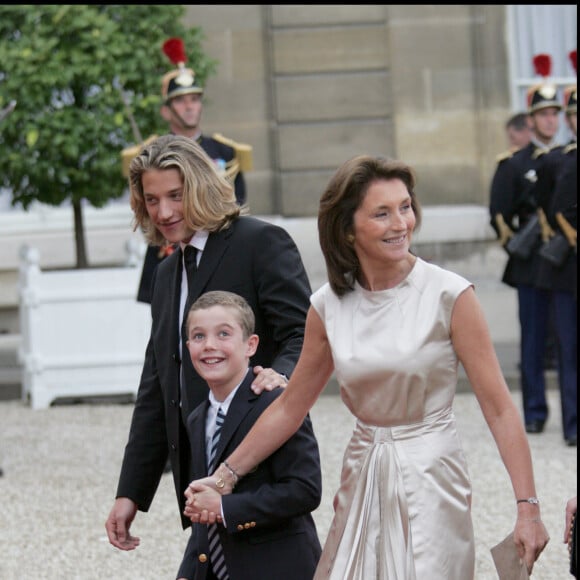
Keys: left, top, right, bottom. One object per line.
{"left": 531, "top": 135, "right": 559, "bottom": 151}
{"left": 180, "top": 231, "right": 209, "bottom": 275}
{"left": 207, "top": 368, "right": 250, "bottom": 416}
{"left": 180, "top": 230, "right": 209, "bottom": 255}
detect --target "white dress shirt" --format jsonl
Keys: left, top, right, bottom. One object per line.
{"left": 205, "top": 369, "right": 251, "bottom": 524}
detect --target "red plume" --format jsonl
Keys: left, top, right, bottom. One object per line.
{"left": 162, "top": 37, "right": 187, "bottom": 65}
{"left": 533, "top": 54, "right": 551, "bottom": 77}
{"left": 569, "top": 50, "right": 577, "bottom": 73}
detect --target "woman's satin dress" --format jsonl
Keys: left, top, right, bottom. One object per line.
{"left": 310, "top": 258, "right": 476, "bottom": 580}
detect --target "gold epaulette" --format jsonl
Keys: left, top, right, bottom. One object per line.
{"left": 121, "top": 135, "right": 158, "bottom": 177}
{"left": 563, "top": 142, "right": 577, "bottom": 155}
{"left": 223, "top": 158, "right": 240, "bottom": 183}
{"left": 212, "top": 132, "right": 253, "bottom": 173}
{"left": 532, "top": 147, "right": 550, "bottom": 160}
{"left": 495, "top": 148, "right": 515, "bottom": 163}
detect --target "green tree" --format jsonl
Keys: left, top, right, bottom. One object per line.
{"left": 0, "top": 5, "right": 216, "bottom": 268}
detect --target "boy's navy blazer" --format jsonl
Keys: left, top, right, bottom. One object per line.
{"left": 179, "top": 370, "right": 322, "bottom": 580}
{"left": 116, "top": 216, "right": 312, "bottom": 528}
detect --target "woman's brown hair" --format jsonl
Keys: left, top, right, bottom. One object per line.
{"left": 318, "top": 155, "right": 422, "bottom": 296}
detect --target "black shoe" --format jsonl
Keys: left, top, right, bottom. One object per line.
{"left": 525, "top": 420, "right": 545, "bottom": 434}
{"left": 565, "top": 436, "right": 577, "bottom": 447}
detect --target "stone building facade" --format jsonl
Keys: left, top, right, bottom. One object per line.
{"left": 186, "top": 5, "right": 511, "bottom": 215}
{"left": 1, "top": 5, "right": 575, "bottom": 397}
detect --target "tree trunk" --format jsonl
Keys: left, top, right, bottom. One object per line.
{"left": 73, "top": 199, "right": 88, "bottom": 269}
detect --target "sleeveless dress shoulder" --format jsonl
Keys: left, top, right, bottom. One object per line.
{"left": 310, "top": 258, "right": 475, "bottom": 579}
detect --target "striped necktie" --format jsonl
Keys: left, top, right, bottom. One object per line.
{"left": 208, "top": 407, "right": 226, "bottom": 471}
{"left": 207, "top": 407, "right": 229, "bottom": 580}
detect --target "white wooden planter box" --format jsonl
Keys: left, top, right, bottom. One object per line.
{"left": 18, "top": 242, "right": 150, "bottom": 409}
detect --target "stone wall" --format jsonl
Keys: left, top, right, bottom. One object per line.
{"left": 185, "top": 5, "right": 510, "bottom": 215}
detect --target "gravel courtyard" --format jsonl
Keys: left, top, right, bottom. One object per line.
{"left": 0, "top": 389, "right": 576, "bottom": 579}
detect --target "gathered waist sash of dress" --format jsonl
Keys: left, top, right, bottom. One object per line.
{"left": 355, "top": 406, "right": 456, "bottom": 443}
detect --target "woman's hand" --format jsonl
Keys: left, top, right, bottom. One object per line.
{"left": 564, "top": 496, "right": 577, "bottom": 544}
{"left": 513, "top": 514, "right": 550, "bottom": 575}
{"left": 185, "top": 465, "right": 235, "bottom": 496}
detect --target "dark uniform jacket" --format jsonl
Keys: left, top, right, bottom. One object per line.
{"left": 489, "top": 141, "right": 552, "bottom": 288}
{"left": 534, "top": 141, "right": 577, "bottom": 294}
{"left": 137, "top": 133, "right": 246, "bottom": 304}
{"left": 117, "top": 216, "right": 312, "bottom": 528}
{"left": 177, "top": 371, "right": 322, "bottom": 580}
{"left": 197, "top": 134, "right": 246, "bottom": 205}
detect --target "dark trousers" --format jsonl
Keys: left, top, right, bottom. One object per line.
{"left": 517, "top": 284, "right": 551, "bottom": 424}
{"left": 552, "top": 289, "right": 577, "bottom": 439}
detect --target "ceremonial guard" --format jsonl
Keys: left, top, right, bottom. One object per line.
{"left": 489, "top": 54, "right": 562, "bottom": 436}
{"left": 504, "top": 112, "right": 532, "bottom": 153}
{"left": 126, "top": 37, "right": 253, "bottom": 303}
{"left": 532, "top": 50, "right": 577, "bottom": 446}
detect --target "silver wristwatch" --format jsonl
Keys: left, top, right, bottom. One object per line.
{"left": 517, "top": 497, "right": 540, "bottom": 505}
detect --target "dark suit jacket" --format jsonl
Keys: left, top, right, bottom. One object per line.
{"left": 177, "top": 372, "right": 322, "bottom": 580}
{"left": 116, "top": 216, "right": 312, "bottom": 528}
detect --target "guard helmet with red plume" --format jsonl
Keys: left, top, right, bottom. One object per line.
{"left": 527, "top": 53, "right": 561, "bottom": 114}
{"left": 533, "top": 54, "right": 552, "bottom": 78}
{"left": 163, "top": 37, "right": 188, "bottom": 66}
{"left": 160, "top": 37, "right": 203, "bottom": 103}
{"left": 569, "top": 50, "right": 577, "bottom": 74}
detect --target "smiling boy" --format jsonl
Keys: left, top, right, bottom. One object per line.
{"left": 177, "top": 291, "right": 322, "bottom": 580}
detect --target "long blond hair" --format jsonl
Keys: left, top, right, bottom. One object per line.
{"left": 129, "top": 134, "right": 244, "bottom": 245}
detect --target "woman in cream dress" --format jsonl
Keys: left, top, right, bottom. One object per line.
{"left": 185, "top": 155, "right": 550, "bottom": 579}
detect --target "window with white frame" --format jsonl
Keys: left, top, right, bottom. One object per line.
{"left": 507, "top": 4, "right": 577, "bottom": 144}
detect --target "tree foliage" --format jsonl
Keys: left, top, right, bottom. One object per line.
{"left": 0, "top": 5, "right": 216, "bottom": 267}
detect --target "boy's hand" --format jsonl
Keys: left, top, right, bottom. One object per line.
{"left": 184, "top": 482, "right": 223, "bottom": 524}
